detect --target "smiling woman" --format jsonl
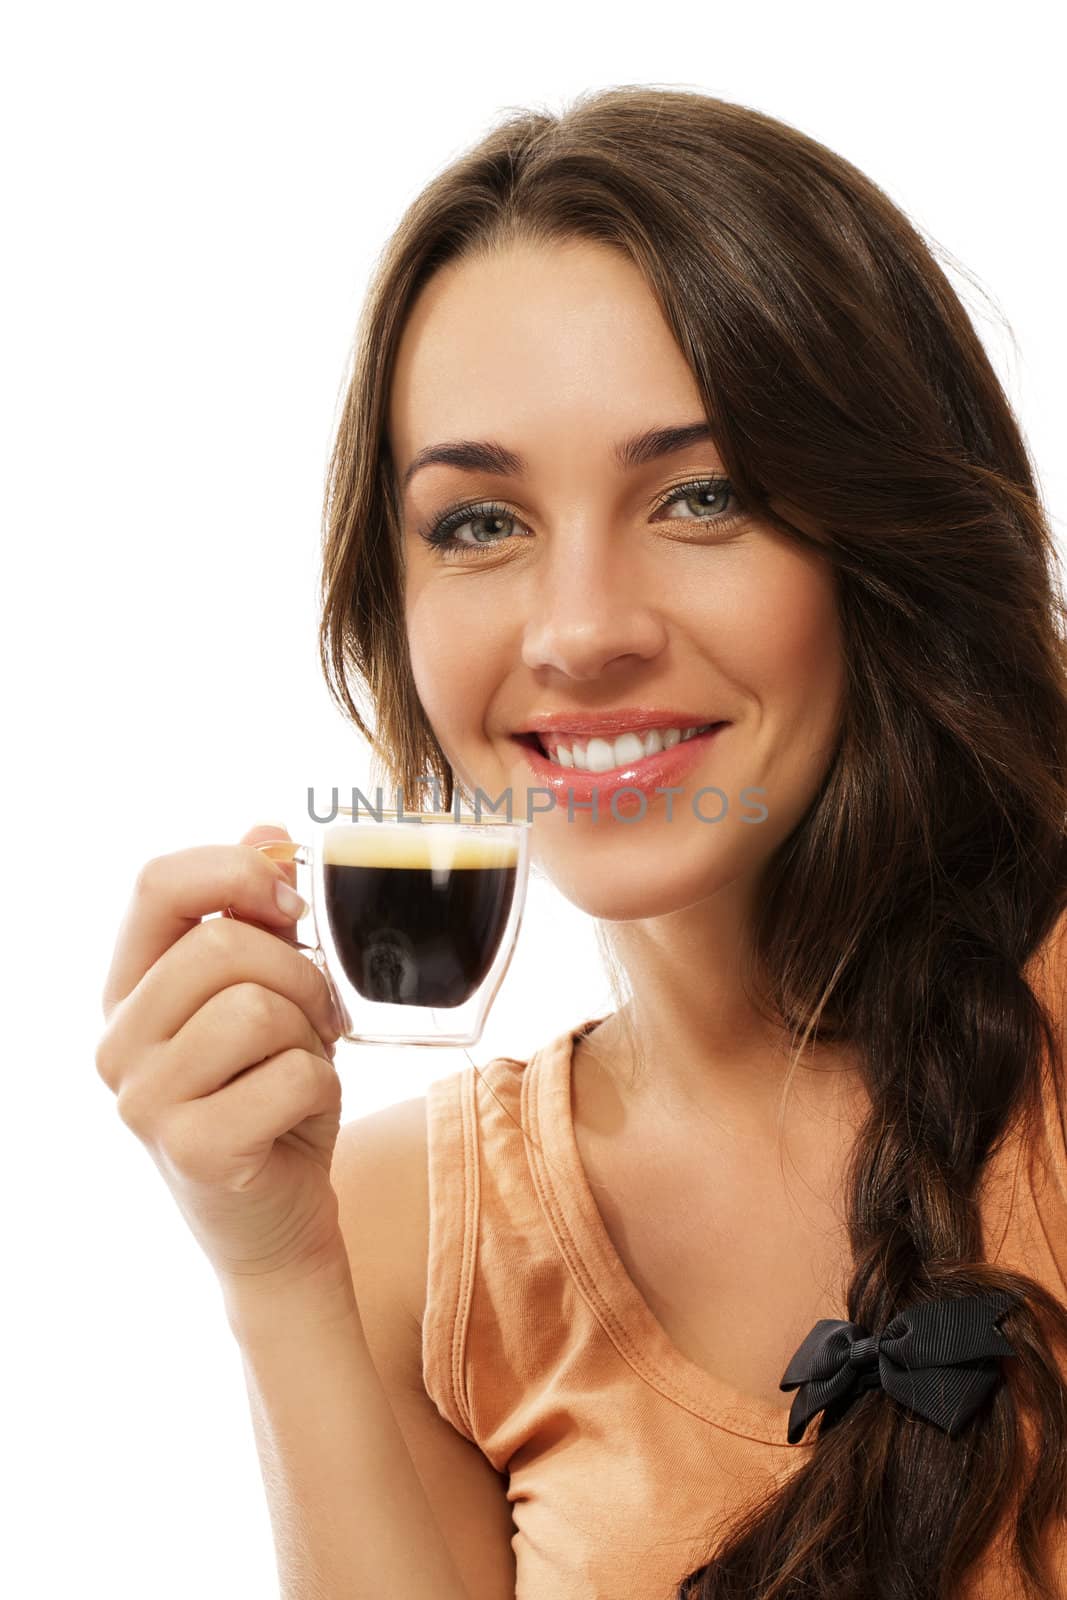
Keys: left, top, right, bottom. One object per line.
{"left": 386, "top": 238, "right": 846, "bottom": 884}
{"left": 309, "top": 86, "right": 1067, "bottom": 1599}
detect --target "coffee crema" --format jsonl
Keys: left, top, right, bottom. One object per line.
{"left": 321, "top": 826, "right": 519, "bottom": 1008}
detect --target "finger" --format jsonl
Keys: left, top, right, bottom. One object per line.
{"left": 102, "top": 917, "right": 341, "bottom": 1076}
{"left": 231, "top": 823, "right": 300, "bottom": 941}
{"left": 102, "top": 843, "right": 309, "bottom": 1019}
{"left": 151, "top": 1048, "right": 342, "bottom": 1202}
{"left": 118, "top": 988, "right": 333, "bottom": 1126}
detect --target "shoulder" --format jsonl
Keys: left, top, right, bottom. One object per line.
{"left": 328, "top": 1055, "right": 525, "bottom": 1329}
{"left": 328, "top": 1029, "right": 589, "bottom": 1337}
{"left": 1026, "top": 908, "right": 1067, "bottom": 1096}
{"left": 331, "top": 1094, "right": 432, "bottom": 1335}
{"left": 1021, "top": 910, "right": 1067, "bottom": 1204}
{"left": 330, "top": 1097, "right": 521, "bottom": 1597}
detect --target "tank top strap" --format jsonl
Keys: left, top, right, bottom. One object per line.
{"left": 422, "top": 1049, "right": 528, "bottom": 1442}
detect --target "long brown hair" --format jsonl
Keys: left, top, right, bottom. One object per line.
{"left": 318, "top": 85, "right": 1067, "bottom": 1599}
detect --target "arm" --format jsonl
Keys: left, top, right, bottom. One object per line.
{"left": 96, "top": 831, "right": 472, "bottom": 1598}
{"left": 224, "top": 1248, "right": 473, "bottom": 1600}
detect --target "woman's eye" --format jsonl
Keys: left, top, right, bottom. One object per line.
{"left": 447, "top": 510, "right": 515, "bottom": 549}
{"left": 657, "top": 479, "right": 740, "bottom": 521}
{"left": 418, "top": 476, "right": 744, "bottom": 558}
{"left": 420, "top": 505, "right": 522, "bottom": 555}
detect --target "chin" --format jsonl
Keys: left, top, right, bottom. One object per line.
{"left": 540, "top": 848, "right": 737, "bottom": 923}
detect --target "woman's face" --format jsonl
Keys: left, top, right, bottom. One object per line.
{"left": 388, "top": 238, "right": 846, "bottom": 920}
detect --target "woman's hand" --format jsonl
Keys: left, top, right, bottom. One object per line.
{"left": 96, "top": 824, "right": 347, "bottom": 1293}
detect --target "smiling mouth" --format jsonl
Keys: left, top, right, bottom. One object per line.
{"left": 512, "top": 723, "right": 724, "bottom": 773}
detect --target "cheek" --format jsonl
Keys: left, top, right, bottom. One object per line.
{"left": 714, "top": 547, "right": 844, "bottom": 719}
{"left": 404, "top": 580, "right": 503, "bottom": 742}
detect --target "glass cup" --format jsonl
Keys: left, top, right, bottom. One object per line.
{"left": 246, "top": 812, "right": 531, "bottom": 1046}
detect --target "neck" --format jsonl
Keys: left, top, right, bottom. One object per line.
{"left": 591, "top": 893, "right": 866, "bottom": 1142}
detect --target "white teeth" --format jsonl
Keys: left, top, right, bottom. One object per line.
{"left": 603, "top": 732, "right": 646, "bottom": 770}
{"left": 584, "top": 737, "right": 619, "bottom": 774}
{"left": 538, "top": 722, "right": 715, "bottom": 770}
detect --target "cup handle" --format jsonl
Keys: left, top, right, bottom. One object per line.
{"left": 249, "top": 838, "right": 310, "bottom": 869}
{"left": 233, "top": 838, "right": 353, "bottom": 1039}
{"left": 228, "top": 839, "right": 316, "bottom": 949}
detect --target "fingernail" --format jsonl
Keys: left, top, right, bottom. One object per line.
{"left": 274, "top": 879, "right": 308, "bottom": 919}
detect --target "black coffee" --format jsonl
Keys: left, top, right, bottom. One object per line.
{"left": 322, "top": 827, "right": 519, "bottom": 1007}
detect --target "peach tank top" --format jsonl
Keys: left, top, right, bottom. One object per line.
{"left": 423, "top": 931, "right": 1067, "bottom": 1599}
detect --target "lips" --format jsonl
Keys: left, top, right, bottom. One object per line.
{"left": 515, "top": 708, "right": 725, "bottom": 738}
{"left": 510, "top": 722, "right": 727, "bottom": 808}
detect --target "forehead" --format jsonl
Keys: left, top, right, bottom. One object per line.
{"left": 387, "top": 239, "right": 706, "bottom": 474}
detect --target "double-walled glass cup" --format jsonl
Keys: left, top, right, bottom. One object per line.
{"left": 249, "top": 812, "right": 531, "bottom": 1046}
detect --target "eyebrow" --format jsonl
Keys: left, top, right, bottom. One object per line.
{"left": 400, "top": 420, "right": 716, "bottom": 492}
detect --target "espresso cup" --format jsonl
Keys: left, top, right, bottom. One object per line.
{"left": 248, "top": 813, "right": 531, "bottom": 1046}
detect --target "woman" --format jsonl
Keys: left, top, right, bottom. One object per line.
{"left": 97, "top": 87, "right": 1067, "bottom": 1598}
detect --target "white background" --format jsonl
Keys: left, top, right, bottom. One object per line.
{"left": 4, "top": 2, "right": 1064, "bottom": 1594}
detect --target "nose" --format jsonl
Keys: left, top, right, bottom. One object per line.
{"left": 520, "top": 533, "right": 667, "bottom": 681}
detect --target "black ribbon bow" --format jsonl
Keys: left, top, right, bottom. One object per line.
{"left": 779, "top": 1290, "right": 1016, "bottom": 1446}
